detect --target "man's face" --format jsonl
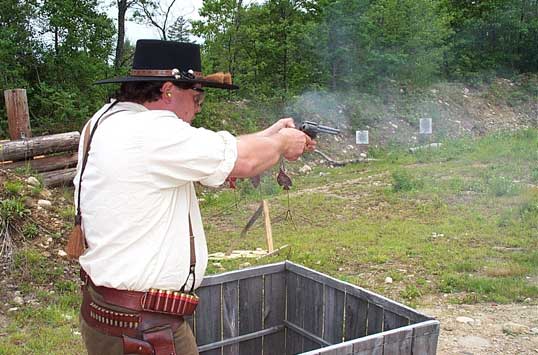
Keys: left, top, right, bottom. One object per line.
{"left": 169, "top": 83, "right": 205, "bottom": 123}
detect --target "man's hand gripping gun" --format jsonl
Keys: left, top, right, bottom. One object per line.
{"left": 299, "top": 120, "right": 340, "bottom": 139}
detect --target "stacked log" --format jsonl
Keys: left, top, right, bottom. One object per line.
{"left": 0, "top": 132, "right": 80, "bottom": 188}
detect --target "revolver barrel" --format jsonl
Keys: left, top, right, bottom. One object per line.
{"left": 299, "top": 120, "right": 340, "bottom": 139}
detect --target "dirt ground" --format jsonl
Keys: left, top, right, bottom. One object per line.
{"left": 419, "top": 297, "right": 538, "bottom": 355}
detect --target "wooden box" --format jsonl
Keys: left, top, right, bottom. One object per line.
{"left": 192, "top": 261, "right": 439, "bottom": 355}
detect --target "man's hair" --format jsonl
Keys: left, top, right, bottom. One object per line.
{"left": 115, "top": 81, "right": 192, "bottom": 104}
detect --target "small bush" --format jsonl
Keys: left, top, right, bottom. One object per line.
{"left": 400, "top": 284, "right": 422, "bottom": 301}
{"left": 391, "top": 170, "right": 424, "bottom": 192}
{"left": 0, "top": 198, "right": 29, "bottom": 221}
{"left": 490, "top": 177, "right": 519, "bottom": 196}
{"left": 3, "top": 180, "right": 24, "bottom": 196}
{"left": 22, "top": 223, "right": 39, "bottom": 239}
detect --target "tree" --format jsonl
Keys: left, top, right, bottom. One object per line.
{"left": 132, "top": 0, "right": 178, "bottom": 40}
{"left": 114, "top": 0, "right": 137, "bottom": 70}
{"left": 168, "top": 15, "right": 191, "bottom": 42}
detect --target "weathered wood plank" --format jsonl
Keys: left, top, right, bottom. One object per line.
{"left": 239, "top": 276, "right": 263, "bottom": 355}
{"left": 286, "top": 272, "right": 304, "bottom": 354}
{"left": 412, "top": 320, "right": 440, "bottom": 355}
{"left": 263, "top": 272, "right": 286, "bottom": 355}
{"left": 303, "top": 276, "right": 324, "bottom": 352}
{"left": 0, "top": 131, "right": 80, "bottom": 162}
{"left": 285, "top": 262, "right": 431, "bottom": 323}
{"left": 323, "top": 285, "right": 344, "bottom": 344}
{"left": 198, "top": 325, "right": 284, "bottom": 353}
{"left": 200, "top": 262, "right": 285, "bottom": 287}
{"left": 353, "top": 333, "right": 384, "bottom": 355}
{"left": 222, "top": 280, "right": 239, "bottom": 355}
{"left": 383, "top": 310, "right": 409, "bottom": 331}
{"left": 344, "top": 293, "right": 368, "bottom": 341}
{"left": 367, "top": 303, "right": 383, "bottom": 335}
{"left": 383, "top": 326, "right": 413, "bottom": 355}
{"left": 284, "top": 321, "right": 331, "bottom": 347}
{"left": 195, "top": 284, "right": 222, "bottom": 355}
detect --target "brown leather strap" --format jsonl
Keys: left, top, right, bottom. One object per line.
{"left": 130, "top": 69, "right": 203, "bottom": 78}
{"left": 189, "top": 217, "right": 195, "bottom": 266}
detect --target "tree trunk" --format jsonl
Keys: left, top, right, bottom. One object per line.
{"left": 114, "top": 0, "right": 128, "bottom": 70}
{"left": 4, "top": 89, "right": 32, "bottom": 140}
{"left": 1, "top": 152, "right": 78, "bottom": 173}
{"left": 0, "top": 132, "right": 80, "bottom": 162}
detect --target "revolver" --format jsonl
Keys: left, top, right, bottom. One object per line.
{"left": 299, "top": 120, "right": 340, "bottom": 139}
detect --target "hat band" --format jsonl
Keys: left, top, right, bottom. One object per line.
{"left": 130, "top": 69, "right": 203, "bottom": 78}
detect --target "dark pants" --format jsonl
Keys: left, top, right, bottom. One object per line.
{"left": 80, "top": 285, "right": 199, "bottom": 355}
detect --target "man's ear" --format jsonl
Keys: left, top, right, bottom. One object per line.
{"left": 161, "top": 81, "right": 175, "bottom": 101}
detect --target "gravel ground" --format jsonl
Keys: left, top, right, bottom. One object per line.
{"left": 419, "top": 300, "right": 538, "bottom": 355}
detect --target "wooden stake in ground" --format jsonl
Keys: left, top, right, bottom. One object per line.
{"left": 4, "top": 89, "right": 32, "bottom": 140}
{"left": 262, "top": 200, "right": 274, "bottom": 253}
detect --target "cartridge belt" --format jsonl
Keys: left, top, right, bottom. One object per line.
{"left": 81, "top": 285, "right": 181, "bottom": 354}
{"left": 80, "top": 268, "right": 199, "bottom": 316}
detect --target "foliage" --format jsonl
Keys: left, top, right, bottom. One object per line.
{"left": 391, "top": 169, "right": 423, "bottom": 192}
{"left": 0, "top": 198, "right": 29, "bottom": 222}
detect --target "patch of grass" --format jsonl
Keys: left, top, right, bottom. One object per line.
{"left": 58, "top": 206, "right": 75, "bottom": 222}
{"left": 439, "top": 273, "right": 538, "bottom": 303}
{"left": 0, "top": 197, "right": 29, "bottom": 221}
{"left": 486, "top": 176, "right": 520, "bottom": 197}
{"left": 3, "top": 180, "right": 24, "bottom": 196}
{"left": 12, "top": 248, "right": 63, "bottom": 284}
{"left": 483, "top": 263, "right": 528, "bottom": 278}
{"left": 400, "top": 284, "right": 423, "bottom": 301}
{"left": 22, "top": 223, "right": 39, "bottom": 239}
{"left": 391, "top": 169, "right": 424, "bottom": 192}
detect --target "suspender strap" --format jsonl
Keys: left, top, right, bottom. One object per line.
{"left": 76, "top": 100, "right": 122, "bottom": 221}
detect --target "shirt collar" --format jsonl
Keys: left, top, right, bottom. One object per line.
{"left": 113, "top": 101, "right": 148, "bottom": 113}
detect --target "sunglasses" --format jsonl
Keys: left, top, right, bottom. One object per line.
{"left": 191, "top": 87, "right": 205, "bottom": 105}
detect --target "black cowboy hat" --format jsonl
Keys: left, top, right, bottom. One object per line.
{"left": 95, "top": 40, "right": 238, "bottom": 90}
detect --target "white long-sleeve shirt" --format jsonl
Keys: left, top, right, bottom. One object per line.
{"left": 74, "top": 101, "right": 237, "bottom": 291}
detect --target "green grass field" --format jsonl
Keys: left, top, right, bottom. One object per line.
{"left": 1, "top": 129, "right": 538, "bottom": 354}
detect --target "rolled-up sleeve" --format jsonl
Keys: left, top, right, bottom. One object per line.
{"left": 146, "top": 113, "right": 238, "bottom": 188}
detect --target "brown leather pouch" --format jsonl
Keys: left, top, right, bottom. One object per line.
{"left": 143, "top": 327, "right": 177, "bottom": 355}
{"left": 122, "top": 335, "right": 154, "bottom": 355}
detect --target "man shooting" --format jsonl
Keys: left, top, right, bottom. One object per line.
{"left": 68, "top": 40, "right": 315, "bottom": 355}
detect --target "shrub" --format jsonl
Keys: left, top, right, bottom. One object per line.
{"left": 391, "top": 169, "right": 423, "bottom": 192}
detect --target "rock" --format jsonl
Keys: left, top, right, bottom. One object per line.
{"left": 8, "top": 307, "right": 19, "bottom": 313}
{"left": 212, "top": 262, "right": 223, "bottom": 268}
{"left": 299, "top": 164, "right": 312, "bottom": 174}
{"left": 40, "top": 189, "right": 52, "bottom": 199}
{"left": 359, "top": 153, "right": 367, "bottom": 158}
{"left": 239, "top": 262, "right": 251, "bottom": 268}
{"left": 23, "top": 197, "right": 36, "bottom": 208}
{"left": 37, "top": 199, "right": 52, "bottom": 210}
{"left": 26, "top": 176, "right": 40, "bottom": 187}
{"left": 530, "top": 328, "right": 538, "bottom": 335}
{"left": 457, "top": 335, "right": 491, "bottom": 348}
{"left": 385, "top": 277, "right": 393, "bottom": 284}
{"left": 57, "top": 250, "right": 67, "bottom": 257}
{"left": 503, "top": 322, "right": 530, "bottom": 335}
{"left": 13, "top": 296, "right": 24, "bottom": 305}
{"left": 456, "top": 316, "right": 475, "bottom": 325}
